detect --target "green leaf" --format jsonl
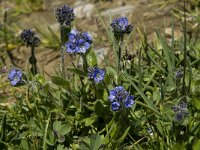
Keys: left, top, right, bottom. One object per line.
{"left": 105, "top": 67, "right": 118, "bottom": 84}
{"left": 47, "top": 26, "right": 60, "bottom": 46}
{"left": 173, "top": 142, "right": 186, "bottom": 150}
{"left": 114, "top": 127, "right": 130, "bottom": 147}
{"left": 193, "top": 139, "right": 200, "bottom": 150}
{"left": 53, "top": 121, "right": 62, "bottom": 132}
{"left": 60, "top": 123, "right": 71, "bottom": 136}
{"left": 51, "top": 76, "right": 70, "bottom": 90}
{"left": 46, "top": 131, "right": 56, "bottom": 146}
{"left": 191, "top": 97, "right": 200, "bottom": 110}
{"left": 86, "top": 49, "right": 97, "bottom": 67}
{"left": 43, "top": 114, "right": 51, "bottom": 150}
{"left": 90, "top": 134, "right": 103, "bottom": 150}
{"left": 0, "top": 113, "right": 7, "bottom": 144}
{"left": 80, "top": 142, "right": 90, "bottom": 150}
{"left": 20, "top": 139, "right": 30, "bottom": 150}
{"left": 57, "top": 144, "right": 66, "bottom": 150}
{"left": 123, "top": 72, "right": 161, "bottom": 116}
{"left": 94, "top": 101, "right": 105, "bottom": 117}
{"left": 35, "top": 74, "right": 45, "bottom": 85}
{"left": 67, "top": 68, "right": 87, "bottom": 77}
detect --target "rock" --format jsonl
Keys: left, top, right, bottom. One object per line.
{"left": 100, "top": 5, "right": 135, "bottom": 17}
{"left": 74, "top": 3, "right": 95, "bottom": 18}
{"left": 139, "top": 0, "right": 148, "bottom": 4}
{"left": 165, "top": 27, "right": 182, "bottom": 40}
{"left": 78, "top": 47, "right": 109, "bottom": 66}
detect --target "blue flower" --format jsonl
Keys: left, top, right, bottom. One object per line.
{"left": 172, "top": 101, "right": 189, "bottom": 122}
{"left": 20, "top": 29, "right": 40, "bottom": 47}
{"left": 108, "top": 86, "right": 128, "bottom": 102}
{"left": 108, "top": 86, "right": 134, "bottom": 111}
{"left": 111, "top": 102, "right": 121, "bottom": 111}
{"left": 124, "top": 95, "right": 135, "bottom": 108}
{"left": 8, "top": 68, "right": 22, "bottom": 86}
{"left": 65, "top": 30, "right": 92, "bottom": 54}
{"left": 55, "top": 5, "right": 75, "bottom": 26}
{"left": 88, "top": 66, "right": 105, "bottom": 83}
{"left": 110, "top": 17, "right": 133, "bottom": 36}
{"left": 109, "top": 90, "right": 117, "bottom": 102}
{"left": 175, "top": 70, "right": 183, "bottom": 78}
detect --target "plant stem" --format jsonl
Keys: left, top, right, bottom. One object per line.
{"left": 60, "top": 25, "right": 65, "bottom": 76}
{"left": 182, "top": 0, "right": 187, "bottom": 95}
{"left": 29, "top": 46, "right": 37, "bottom": 75}
{"left": 117, "top": 36, "right": 123, "bottom": 73}
{"left": 3, "top": 10, "right": 16, "bottom": 66}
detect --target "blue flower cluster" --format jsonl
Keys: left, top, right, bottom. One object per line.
{"left": 110, "top": 17, "right": 133, "bottom": 36}
{"left": 65, "top": 30, "right": 92, "bottom": 54}
{"left": 20, "top": 29, "right": 40, "bottom": 47}
{"left": 8, "top": 68, "right": 23, "bottom": 86}
{"left": 55, "top": 5, "right": 75, "bottom": 26}
{"left": 172, "top": 101, "right": 189, "bottom": 122}
{"left": 88, "top": 66, "right": 105, "bottom": 83}
{"left": 109, "top": 86, "right": 134, "bottom": 111}
{"left": 175, "top": 70, "right": 183, "bottom": 78}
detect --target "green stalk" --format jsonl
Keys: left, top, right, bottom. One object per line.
{"left": 60, "top": 25, "right": 66, "bottom": 76}
{"left": 29, "top": 46, "right": 37, "bottom": 75}
{"left": 117, "top": 36, "right": 124, "bottom": 74}
{"left": 43, "top": 113, "right": 51, "bottom": 150}
{"left": 182, "top": 0, "right": 187, "bottom": 95}
{"left": 3, "top": 10, "right": 15, "bottom": 65}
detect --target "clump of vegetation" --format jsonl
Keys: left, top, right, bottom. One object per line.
{"left": 0, "top": 0, "right": 200, "bottom": 149}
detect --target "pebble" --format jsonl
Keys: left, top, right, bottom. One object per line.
{"left": 100, "top": 5, "right": 135, "bottom": 17}
{"left": 74, "top": 3, "right": 95, "bottom": 18}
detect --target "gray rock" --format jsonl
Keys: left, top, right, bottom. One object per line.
{"left": 74, "top": 3, "right": 95, "bottom": 18}
{"left": 100, "top": 5, "right": 135, "bottom": 17}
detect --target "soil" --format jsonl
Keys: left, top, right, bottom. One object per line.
{"left": 1, "top": 0, "right": 181, "bottom": 75}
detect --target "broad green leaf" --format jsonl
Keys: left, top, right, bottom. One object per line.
{"left": 86, "top": 49, "right": 97, "bottom": 67}
{"left": 193, "top": 139, "right": 200, "bottom": 150}
{"left": 60, "top": 123, "right": 71, "bottom": 136}
{"left": 191, "top": 97, "right": 200, "bottom": 110}
{"left": 173, "top": 142, "right": 186, "bottom": 150}
{"left": 51, "top": 76, "right": 70, "bottom": 90}
{"left": 90, "top": 134, "right": 103, "bottom": 150}
{"left": 57, "top": 144, "right": 66, "bottom": 150}
{"left": 67, "top": 68, "right": 87, "bottom": 77}
{"left": 53, "top": 121, "right": 62, "bottom": 132}
{"left": 114, "top": 127, "right": 130, "bottom": 146}
{"left": 46, "top": 131, "right": 56, "bottom": 146}
{"left": 20, "top": 139, "right": 30, "bottom": 150}
{"left": 80, "top": 142, "right": 90, "bottom": 150}
{"left": 94, "top": 101, "right": 105, "bottom": 117}
{"left": 34, "top": 74, "right": 45, "bottom": 85}
{"left": 105, "top": 67, "right": 118, "bottom": 84}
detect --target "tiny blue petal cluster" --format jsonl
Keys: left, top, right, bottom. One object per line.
{"left": 65, "top": 30, "right": 92, "bottom": 54}
{"left": 110, "top": 17, "right": 133, "bottom": 36}
{"left": 108, "top": 86, "right": 134, "bottom": 111}
{"left": 88, "top": 66, "right": 105, "bottom": 83}
{"left": 175, "top": 70, "right": 183, "bottom": 78}
{"left": 8, "top": 68, "right": 23, "bottom": 86}
{"left": 20, "top": 29, "right": 40, "bottom": 47}
{"left": 55, "top": 5, "right": 75, "bottom": 26}
{"left": 171, "top": 101, "right": 189, "bottom": 122}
